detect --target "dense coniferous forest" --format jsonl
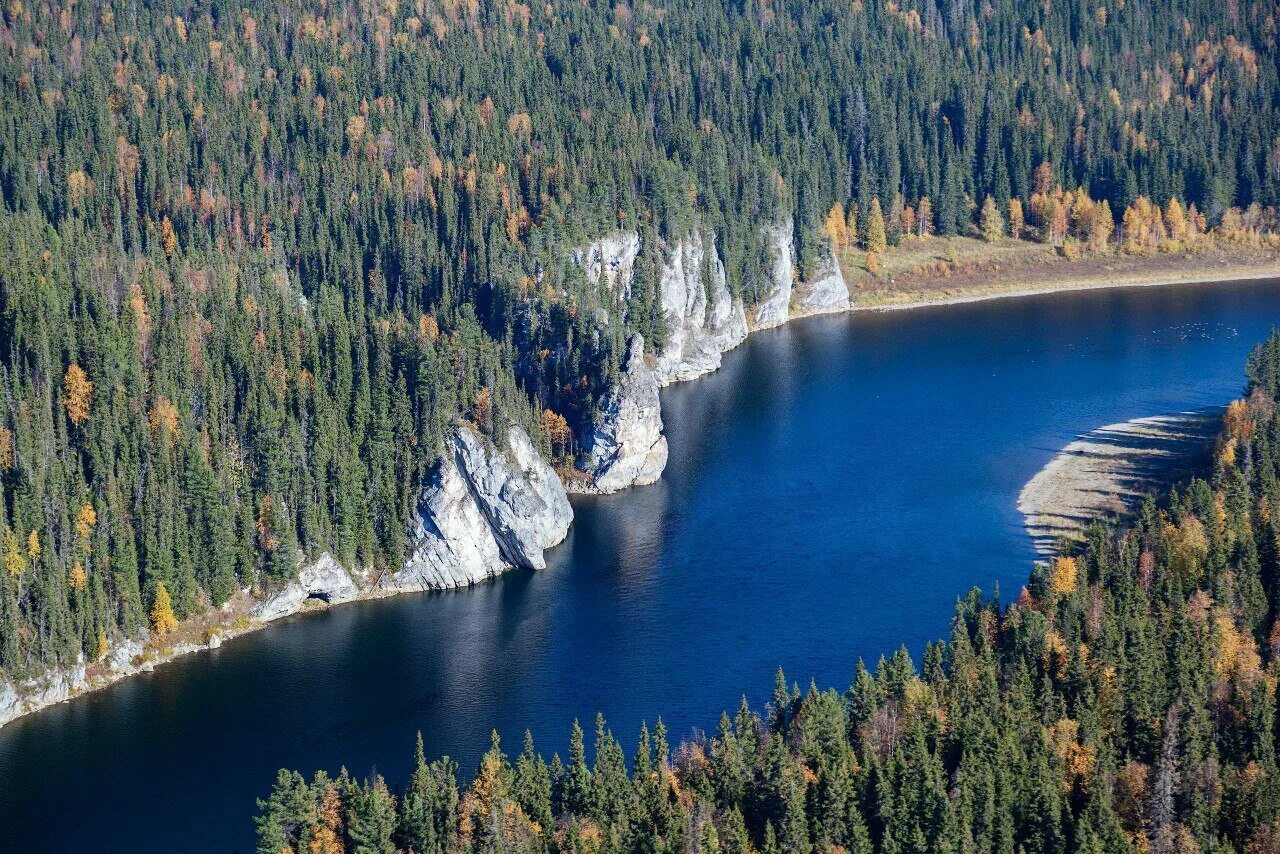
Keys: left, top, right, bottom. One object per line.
{"left": 2, "top": 0, "right": 1280, "bottom": 679}
{"left": 255, "top": 336, "right": 1280, "bottom": 853}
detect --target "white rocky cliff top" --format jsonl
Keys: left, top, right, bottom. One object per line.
{"left": 393, "top": 424, "right": 573, "bottom": 590}
{"left": 653, "top": 232, "right": 749, "bottom": 385}
{"left": 573, "top": 231, "right": 640, "bottom": 303}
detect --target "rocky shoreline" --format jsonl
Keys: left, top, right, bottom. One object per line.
{"left": 1018, "top": 409, "right": 1222, "bottom": 557}
{"left": 1, "top": 222, "right": 1272, "bottom": 730}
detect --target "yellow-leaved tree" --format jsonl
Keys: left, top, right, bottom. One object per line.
{"left": 63, "top": 364, "right": 93, "bottom": 425}
{"left": 1, "top": 528, "right": 24, "bottom": 577}
{"left": 1008, "top": 198, "right": 1025, "bottom": 240}
{"left": 865, "top": 198, "right": 887, "bottom": 254}
{"left": 980, "top": 196, "right": 1004, "bottom": 241}
{"left": 74, "top": 503, "right": 97, "bottom": 552}
{"left": 151, "top": 582, "right": 178, "bottom": 638}
{"left": 1051, "top": 555, "right": 1079, "bottom": 594}
{"left": 0, "top": 425, "right": 12, "bottom": 471}
{"left": 824, "top": 202, "right": 849, "bottom": 251}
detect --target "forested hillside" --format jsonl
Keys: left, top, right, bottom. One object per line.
{"left": 3, "top": 0, "right": 1280, "bottom": 679}
{"left": 255, "top": 337, "right": 1280, "bottom": 853}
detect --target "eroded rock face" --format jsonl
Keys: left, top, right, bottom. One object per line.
{"left": 654, "top": 233, "right": 749, "bottom": 385}
{"left": 573, "top": 231, "right": 640, "bottom": 303}
{"left": 393, "top": 424, "right": 573, "bottom": 590}
{"left": 0, "top": 656, "right": 89, "bottom": 728}
{"left": 252, "top": 553, "right": 360, "bottom": 622}
{"left": 795, "top": 245, "right": 850, "bottom": 315}
{"left": 573, "top": 336, "right": 669, "bottom": 493}
{"left": 453, "top": 425, "right": 574, "bottom": 569}
{"left": 753, "top": 220, "right": 795, "bottom": 329}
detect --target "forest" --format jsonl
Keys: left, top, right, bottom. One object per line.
{"left": 254, "top": 334, "right": 1280, "bottom": 853}
{"left": 2, "top": 0, "right": 1280, "bottom": 681}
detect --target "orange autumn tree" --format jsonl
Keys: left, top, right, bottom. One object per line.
{"left": 541, "top": 409, "right": 572, "bottom": 458}
{"left": 310, "top": 785, "right": 344, "bottom": 854}
{"left": 63, "top": 364, "right": 93, "bottom": 425}
{"left": 1086, "top": 200, "right": 1115, "bottom": 252}
{"left": 472, "top": 387, "right": 493, "bottom": 428}
{"left": 824, "top": 202, "right": 850, "bottom": 251}
{"left": 1007, "top": 197, "right": 1025, "bottom": 240}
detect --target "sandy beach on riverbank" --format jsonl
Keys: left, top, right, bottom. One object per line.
{"left": 1019, "top": 409, "right": 1222, "bottom": 557}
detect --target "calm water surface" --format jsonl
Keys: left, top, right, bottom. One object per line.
{"left": 3, "top": 279, "right": 1280, "bottom": 851}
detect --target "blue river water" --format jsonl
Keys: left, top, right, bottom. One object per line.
{"left": 2, "top": 278, "right": 1280, "bottom": 851}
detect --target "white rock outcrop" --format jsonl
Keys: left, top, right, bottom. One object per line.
{"left": 393, "top": 424, "right": 573, "bottom": 590}
{"left": 795, "top": 245, "right": 850, "bottom": 315}
{"left": 105, "top": 638, "right": 145, "bottom": 672}
{"left": 753, "top": 220, "right": 795, "bottom": 329}
{"left": 653, "top": 233, "right": 749, "bottom": 385}
{"left": 0, "top": 656, "right": 89, "bottom": 727}
{"left": 573, "top": 231, "right": 640, "bottom": 303}
{"left": 572, "top": 336, "right": 669, "bottom": 493}
{"left": 252, "top": 553, "right": 361, "bottom": 622}
{"left": 451, "top": 425, "right": 574, "bottom": 569}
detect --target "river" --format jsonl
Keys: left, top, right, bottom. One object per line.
{"left": 2, "top": 278, "right": 1279, "bottom": 852}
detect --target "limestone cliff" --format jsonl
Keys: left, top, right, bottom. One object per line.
{"left": 0, "top": 426, "right": 576, "bottom": 728}
{"left": 753, "top": 220, "right": 795, "bottom": 329}
{"left": 0, "top": 657, "right": 89, "bottom": 727}
{"left": 252, "top": 553, "right": 361, "bottom": 622}
{"left": 794, "top": 244, "right": 851, "bottom": 315}
{"left": 571, "top": 336, "right": 669, "bottom": 493}
{"left": 653, "top": 232, "right": 749, "bottom": 385}
{"left": 392, "top": 424, "right": 574, "bottom": 590}
{"left": 573, "top": 231, "right": 640, "bottom": 303}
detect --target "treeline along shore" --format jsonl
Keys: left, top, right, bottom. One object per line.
{"left": 3, "top": 257, "right": 1277, "bottom": 729}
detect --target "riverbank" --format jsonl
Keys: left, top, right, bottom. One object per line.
{"left": 837, "top": 238, "right": 1280, "bottom": 314}
{"left": 1018, "top": 409, "right": 1222, "bottom": 557}
{"left": 2, "top": 252, "right": 1275, "bottom": 731}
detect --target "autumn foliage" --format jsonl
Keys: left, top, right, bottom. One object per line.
{"left": 150, "top": 582, "right": 178, "bottom": 638}
{"left": 62, "top": 364, "right": 92, "bottom": 426}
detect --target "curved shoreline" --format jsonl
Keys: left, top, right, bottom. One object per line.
{"left": 1, "top": 262, "right": 1273, "bottom": 730}
{"left": 847, "top": 264, "right": 1280, "bottom": 316}
{"left": 1018, "top": 408, "right": 1222, "bottom": 557}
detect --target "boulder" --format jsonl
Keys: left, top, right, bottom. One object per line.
{"left": 452, "top": 425, "right": 574, "bottom": 570}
